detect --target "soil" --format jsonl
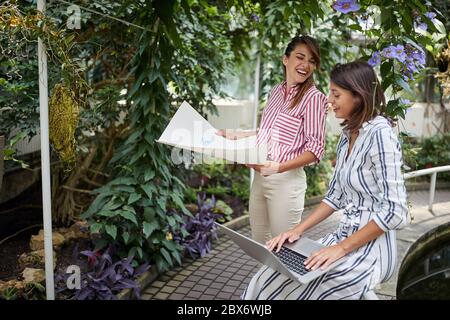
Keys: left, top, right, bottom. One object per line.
{"left": 0, "top": 232, "right": 32, "bottom": 280}
{"left": 0, "top": 183, "right": 43, "bottom": 281}
{"left": 0, "top": 182, "right": 90, "bottom": 287}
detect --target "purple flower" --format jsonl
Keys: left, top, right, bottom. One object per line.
{"left": 424, "top": 12, "right": 436, "bottom": 20}
{"left": 382, "top": 45, "right": 407, "bottom": 62}
{"left": 400, "top": 99, "right": 413, "bottom": 113}
{"left": 402, "top": 73, "right": 414, "bottom": 82}
{"left": 382, "top": 45, "right": 396, "bottom": 59}
{"left": 368, "top": 51, "right": 381, "bottom": 67}
{"left": 393, "top": 45, "right": 407, "bottom": 63}
{"left": 402, "top": 59, "right": 418, "bottom": 80}
{"left": 332, "top": 0, "right": 360, "bottom": 14}
{"left": 411, "top": 49, "right": 426, "bottom": 66}
{"left": 250, "top": 13, "right": 260, "bottom": 22}
{"left": 415, "top": 12, "right": 437, "bottom": 32}
{"left": 415, "top": 21, "right": 428, "bottom": 31}
{"left": 400, "top": 98, "right": 411, "bottom": 105}
{"left": 405, "top": 60, "right": 418, "bottom": 73}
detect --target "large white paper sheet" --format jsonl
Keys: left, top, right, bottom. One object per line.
{"left": 156, "top": 101, "right": 267, "bottom": 164}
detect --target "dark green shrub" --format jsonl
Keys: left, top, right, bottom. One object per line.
{"left": 401, "top": 133, "right": 450, "bottom": 180}
{"left": 305, "top": 133, "right": 339, "bottom": 199}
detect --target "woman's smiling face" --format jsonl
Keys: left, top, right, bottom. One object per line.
{"left": 283, "top": 43, "right": 317, "bottom": 86}
{"left": 328, "top": 82, "right": 360, "bottom": 120}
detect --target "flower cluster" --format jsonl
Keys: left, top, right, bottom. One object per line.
{"left": 414, "top": 12, "right": 437, "bottom": 32}
{"left": 368, "top": 44, "right": 426, "bottom": 81}
{"left": 332, "top": 0, "right": 360, "bottom": 14}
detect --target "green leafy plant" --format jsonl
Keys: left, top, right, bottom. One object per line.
{"left": 415, "top": 133, "right": 450, "bottom": 179}
{"left": 22, "top": 283, "right": 46, "bottom": 300}
{"left": 82, "top": 2, "right": 191, "bottom": 272}
{"left": 211, "top": 199, "right": 233, "bottom": 223}
{"left": 81, "top": 177, "right": 188, "bottom": 272}
{"left": 2, "top": 131, "right": 29, "bottom": 169}
{"left": 0, "top": 283, "right": 45, "bottom": 300}
{"left": 399, "top": 132, "right": 422, "bottom": 172}
{"left": 231, "top": 182, "right": 250, "bottom": 203}
{"left": 182, "top": 160, "right": 250, "bottom": 205}
{"left": 0, "top": 287, "right": 18, "bottom": 300}
{"left": 305, "top": 133, "right": 340, "bottom": 199}
{"left": 205, "top": 185, "right": 229, "bottom": 198}
{"left": 184, "top": 186, "right": 198, "bottom": 204}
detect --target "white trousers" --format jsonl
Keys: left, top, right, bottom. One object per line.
{"left": 249, "top": 168, "right": 307, "bottom": 244}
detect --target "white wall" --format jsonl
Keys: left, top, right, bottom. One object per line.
{"left": 9, "top": 128, "right": 41, "bottom": 156}
{"left": 207, "top": 99, "right": 255, "bottom": 130}
{"left": 400, "top": 102, "right": 447, "bottom": 138}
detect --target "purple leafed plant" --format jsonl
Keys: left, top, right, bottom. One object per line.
{"left": 176, "top": 193, "right": 221, "bottom": 259}
{"left": 57, "top": 245, "right": 149, "bottom": 300}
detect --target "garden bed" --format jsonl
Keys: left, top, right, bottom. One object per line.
{"left": 0, "top": 179, "right": 245, "bottom": 299}
{"left": 0, "top": 183, "right": 93, "bottom": 299}
{"left": 0, "top": 183, "right": 43, "bottom": 282}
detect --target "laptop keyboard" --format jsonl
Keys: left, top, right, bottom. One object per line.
{"left": 273, "top": 246, "right": 310, "bottom": 276}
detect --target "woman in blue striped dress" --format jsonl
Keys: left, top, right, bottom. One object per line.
{"left": 243, "top": 61, "right": 409, "bottom": 300}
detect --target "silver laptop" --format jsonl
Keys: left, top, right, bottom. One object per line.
{"left": 216, "top": 222, "right": 348, "bottom": 284}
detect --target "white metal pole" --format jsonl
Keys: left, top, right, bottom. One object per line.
{"left": 429, "top": 172, "right": 437, "bottom": 214}
{"left": 37, "top": 0, "right": 55, "bottom": 300}
{"left": 250, "top": 53, "right": 261, "bottom": 186}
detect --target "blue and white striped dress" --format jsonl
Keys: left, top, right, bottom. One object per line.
{"left": 243, "top": 116, "right": 409, "bottom": 300}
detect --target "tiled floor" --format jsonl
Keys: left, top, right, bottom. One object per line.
{"left": 141, "top": 225, "right": 261, "bottom": 300}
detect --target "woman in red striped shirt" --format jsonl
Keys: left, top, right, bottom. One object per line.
{"left": 219, "top": 36, "right": 328, "bottom": 243}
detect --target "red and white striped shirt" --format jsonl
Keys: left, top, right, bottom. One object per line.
{"left": 256, "top": 81, "right": 328, "bottom": 163}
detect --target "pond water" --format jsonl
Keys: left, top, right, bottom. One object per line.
{"left": 397, "top": 235, "right": 450, "bottom": 299}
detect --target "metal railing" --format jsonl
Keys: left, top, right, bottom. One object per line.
{"left": 404, "top": 165, "right": 450, "bottom": 213}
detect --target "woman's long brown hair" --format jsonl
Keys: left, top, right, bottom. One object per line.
{"left": 283, "top": 35, "right": 321, "bottom": 109}
{"left": 330, "top": 61, "right": 387, "bottom": 133}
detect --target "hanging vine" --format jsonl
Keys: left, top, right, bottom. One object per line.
{"left": 0, "top": 1, "right": 87, "bottom": 166}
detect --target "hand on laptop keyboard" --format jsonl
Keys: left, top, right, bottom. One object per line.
{"left": 266, "top": 228, "right": 303, "bottom": 253}
{"left": 304, "top": 244, "right": 346, "bottom": 271}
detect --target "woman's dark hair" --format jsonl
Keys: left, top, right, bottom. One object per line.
{"left": 330, "top": 60, "right": 387, "bottom": 132}
{"left": 284, "top": 35, "right": 321, "bottom": 109}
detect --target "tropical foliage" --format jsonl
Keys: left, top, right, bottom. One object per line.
{"left": 55, "top": 245, "right": 150, "bottom": 300}
{"left": 174, "top": 193, "right": 221, "bottom": 260}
